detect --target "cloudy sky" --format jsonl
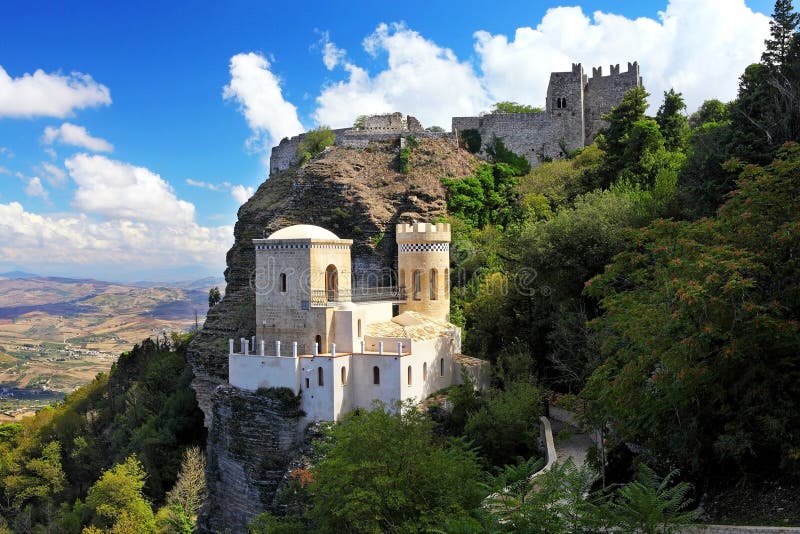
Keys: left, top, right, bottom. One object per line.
{"left": 0, "top": 0, "right": 772, "bottom": 281}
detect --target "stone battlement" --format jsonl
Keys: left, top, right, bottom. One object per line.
{"left": 396, "top": 222, "right": 451, "bottom": 244}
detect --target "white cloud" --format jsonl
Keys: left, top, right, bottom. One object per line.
{"left": 0, "top": 66, "right": 111, "bottom": 118}
{"left": 320, "top": 32, "right": 347, "bottom": 70}
{"left": 473, "top": 0, "right": 770, "bottom": 112}
{"left": 44, "top": 147, "right": 57, "bottom": 159}
{"left": 0, "top": 166, "right": 8, "bottom": 175}
{"left": 0, "top": 201, "right": 232, "bottom": 271}
{"left": 65, "top": 154, "right": 195, "bottom": 225}
{"left": 0, "top": 147, "right": 13, "bottom": 158}
{"left": 43, "top": 122, "right": 114, "bottom": 152}
{"left": 231, "top": 184, "right": 255, "bottom": 204}
{"left": 223, "top": 53, "right": 304, "bottom": 152}
{"left": 314, "top": 23, "right": 490, "bottom": 129}
{"left": 23, "top": 177, "right": 49, "bottom": 202}
{"left": 185, "top": 178, "right": 233, "bottom": 192}
{"left": 40, "top": 162, "right": 67, "bottom": 186}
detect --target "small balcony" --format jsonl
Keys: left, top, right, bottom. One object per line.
{"left": 310, "top": 287, "right": 407, "bottom": 307}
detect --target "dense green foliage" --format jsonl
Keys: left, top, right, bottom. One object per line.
{"left": 296, "top": 126, "right": 335, "bottom": 164}
{"left": 309, "top": 404, "right": 485, "bottom": 533}
{"left": 437, "top": 0, "right": 800, "bottom": 508}
{"left": 0, "top": 334, "right": 205, "bottom": 532}
{"left": 489, "top": 101, "right": 544, "bottom": 114}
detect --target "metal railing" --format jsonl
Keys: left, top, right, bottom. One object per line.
{"left": 310, "top": 287, "right": 406, "bottom": 307}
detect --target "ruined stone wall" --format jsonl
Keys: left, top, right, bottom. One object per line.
{"left": 452, "top": 112, "right": 576, "bottom": 167}
{"left": 269, "top": 128, "right": 349, "bottom": 175}
{"left": 584, "top": 61, "right": 642, "bottom": 142}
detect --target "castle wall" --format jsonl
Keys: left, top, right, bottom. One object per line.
{"left": 351, "top": 353, "right": 401, "bottom": 410}
{"left": 301, "top": 356, "right": 335, "bottom": 422}
{"left": 229, "top": 354, "right": 301, "bottom": 393}
{"left": 584, "top": 62, "right": 642, "bottom": 142}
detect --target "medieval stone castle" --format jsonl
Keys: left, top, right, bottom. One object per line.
{"left": 269, "top": 61, "right": 641, "bottom": 174}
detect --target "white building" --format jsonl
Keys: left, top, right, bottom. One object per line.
{"left": 227, "top": 222, "right": 483, "bottom": 422}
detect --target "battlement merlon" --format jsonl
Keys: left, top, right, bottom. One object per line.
{"left": 588, "top": 61, "right": 640, "bottom": 81}
{"left": 395, "top": 222, "right": 451, "bottom": 244}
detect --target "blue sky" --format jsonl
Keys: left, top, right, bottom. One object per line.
{"left": 0, "top": 0, "right": 775, "bottom": 281}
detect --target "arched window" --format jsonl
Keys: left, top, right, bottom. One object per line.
{"left": 423, "top": 362, "right": 427, "bottom": 378}
{"left": 341, "top": 366, "right": 347, "bottom": 385}
{"left": 562, "top": 97, "right": 567, "bottom": 108}
{"left": 444, "top": 268, "right": 450, "bottom": 297}
{"left": 398, "top": 269, "right": 406, "bottom": 289}
{"left": 413, "top": 270, "right": 422, "bottom": 300}
{"left": 407, "top": 365, "right": 412, "bottom": 386}
{"left": 317, "top": 366, "right": 324, "bottom": 386}
{"left": 357, "top": 319, "right": 362, "bottom": 338}
{"left": 325, "top": 264, "right": 338, "bottom": 301}
{"left": 315, "top": 335, "right": 322, "bottom": 354}
{"left": 429, "top": 269, "right": 438, "bottom": 300}
{"left": 373, "top": 366, "right": 380, "bottom": 385}
{"left": 279, "top": 273, "right": 287, "bottom": 292}
{"left": 440, "top": 358, "right": 445, "bottom": 377}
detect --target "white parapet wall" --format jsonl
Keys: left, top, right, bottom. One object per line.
{"left": 228, "top": 354, "right": 301, "bottom": 394}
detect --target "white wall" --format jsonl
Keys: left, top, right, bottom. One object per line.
{"left": 228, "top": 355, "right": 300, "bottom": 393}
{"left": 352, "top": 354, "right": 401, "bottom": 410}
{"left": 299, "top": 356, "right": 334, "bottom": 422}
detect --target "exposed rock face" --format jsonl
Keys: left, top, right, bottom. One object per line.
{"left": 202, "top": 385, "right": 304, "bottom": 533}
{"left": 188, "top": 138, "right": 478, "bottom": 531}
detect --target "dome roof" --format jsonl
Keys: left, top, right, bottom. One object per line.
{"left": 267, "top": 224, "right": 340, "bottom": 241}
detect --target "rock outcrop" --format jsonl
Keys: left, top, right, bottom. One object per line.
{"left": 188, "top": 138, "right": 478, "bottom": 531}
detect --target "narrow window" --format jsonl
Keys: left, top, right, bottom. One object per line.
{"left": 444, "top": 268, "right": 450, "bottom": 297}
{"left": 429, "top": 269, "right": 438, "bottom": 300}
{"left": 315, "top": 335, "right": 322, "bottom": 352}
{"left": 305, "top": 377, "right": 310, "bottom": 389}
{"left": 373, "top": 366, "right": 380, "bottom": 385}
{"left": 317, "top": 366, "right": 324, "bottom": 386}
{"left": 341, "top": 366, "right": 347, "bottom": 385}
{"left": 413, "top": 270, "right": 422, "bottom": 300}
{"left": 279, "top": 273, "right": 287, "bottom": 292}
{"left": 398, "top": 269, "right": 406, "bottom": 289}
{"left": 357, "top": 319, "right": 362, "bottom": 338}
{"left": 423, "top": 362, "right": 427, "bottom": 378}
{"left": 440, "top": 358, "right": 445, "bottom": 377}
{"left": 407, "top": 365, "right": 412, "bottom": 386}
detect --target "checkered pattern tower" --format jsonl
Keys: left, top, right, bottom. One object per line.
{"left": 396, "top": 222, "right": 451, "bottom": 322}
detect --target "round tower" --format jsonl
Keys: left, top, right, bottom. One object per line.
{"left": 396, "top": 222, "right": 451, "bottom": 322}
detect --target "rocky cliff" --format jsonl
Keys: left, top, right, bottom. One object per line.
{"left": 188, "top": 138, "right": 478, "bottom": 531}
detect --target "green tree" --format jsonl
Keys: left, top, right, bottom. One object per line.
{"left": 296, "top": 126, "right": 335, "bottom": 164}
{"left": 489, "top": 101, "right": 544, "bottom": 114}
{"left": 597, "top": 86, "right": 649, "bottom": 185}
{"left": 464, "top": 381, "right": 542, "bottom": 467}
{"left": 308, "top": 403, "right": 484, "bottom": 533}
{"left": 762, "top": 0, "right": 800, "bottom": 67}
{"left": 207, "top": 287, "right": 221, "bottom": 308}
{"left": 656, "top": 89, "right": 689, "bottom": 151}
{"left": 85, "top": 455, "right": 155, "bottom": 532}
{"left": 2, "top": 440, "right": 66, "bottom": 511}
{"left": 155, "top": 446, "right": 206, "bottom": 533}
{"left": 582, "top": 145, "right": 800, "bottom": 478}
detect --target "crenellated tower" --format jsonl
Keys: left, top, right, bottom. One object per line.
{"left": 396, "top": 222, "right": 451, "bottom": 323}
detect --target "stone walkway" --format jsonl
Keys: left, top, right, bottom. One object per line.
{"left": 549, "top": 417, "right": 594, "bottom": 468}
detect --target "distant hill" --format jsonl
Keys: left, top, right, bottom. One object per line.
{"left": 0, "top": 270, "right": 39, "bottom": 279}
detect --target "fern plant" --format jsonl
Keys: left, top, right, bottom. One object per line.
{"left": 603, "top": 464, "right": 696, "bottom": 533}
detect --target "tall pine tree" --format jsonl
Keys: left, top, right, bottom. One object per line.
{"left": 762, "top": 0, "right": 800, "bottom": 68}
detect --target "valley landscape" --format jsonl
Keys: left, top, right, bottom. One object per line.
{"left": 0, "top": 273, "right": 221, "bottom": 419}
